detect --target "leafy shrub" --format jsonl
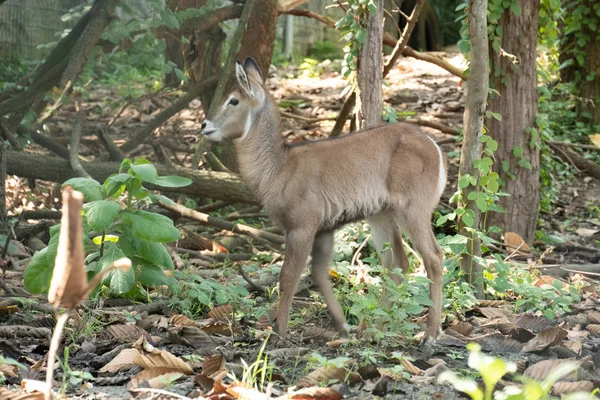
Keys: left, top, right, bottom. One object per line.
{"left": 24, "top": 158, "right": 191, "bottom": 297}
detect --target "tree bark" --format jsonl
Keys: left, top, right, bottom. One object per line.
{"left": 6, "top": 151, "right": 258, "bottom": 205}
{"left": 487, "top": 0, "right": 540, "bottom": 244}
{"left": 459, "top": 0, "right": 489, "bottom": 298}
{"left": 0, "top": 140, "right": 6, "bottom": 234}
{"left": 357, "top": 0, "right": 384, "bottom": 129}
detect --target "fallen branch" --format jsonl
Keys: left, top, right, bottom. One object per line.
{"left": 238, "top": 264, "right": 267, "bottom": 294}
{"left": 280, "top": 111, "right": 335, "bottom": 123}
{"left": 95, "top": 126, "right": 124, "bottom": 161}
{"left": 6, "top": 151, "right": 258, "bottom": 204}
{"left": 548, "top": 142, "right": 600, "bottom": 180}
{"left": 158, "top": 201, "right": 284, "bottom": 245}
{"left": 405, "top": 118, "right": 461, "bottom": 135}
{"left": 550, "top": 141, "right": 600, "bottom": 152}
{"left": 69, "top": 112, "right": 92, "bottom": 179}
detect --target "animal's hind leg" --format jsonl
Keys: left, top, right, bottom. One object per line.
{"left": 368, "top": 216, "right": 409, "bottom": 295}
{"left": 311, "top": 231, "right": 346, "bottom": 334}
{"left": 403, "top": 216, "right": 444, "bottom": 340}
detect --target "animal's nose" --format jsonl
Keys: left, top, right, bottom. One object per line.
{"left": 201, "top": 121, "right": 207, "bottom": 130}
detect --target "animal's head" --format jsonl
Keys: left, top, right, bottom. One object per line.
{"left": 201, "top": 57, "right": 265, "bottom": 141}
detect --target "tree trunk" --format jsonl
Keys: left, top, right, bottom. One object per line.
{"left": 487, "top": 0, "right": 540, "bottom": 244}
{"left": 207, "top": 0, "right": 278, "bottom": 172}
{"left": 357, "top": 0, "right": 384, "bottom": 129}
{"left": 6, "top": 151, "right": 257, "bottom": 205}
{"left": 0, "top": 140, "right": 6, "bottom": 234}
{"left": 459, "top": 0, "right": 488, "bottom": 298}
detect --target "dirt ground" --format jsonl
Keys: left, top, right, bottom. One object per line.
{"left": 2, "top": 51, "right": 600, "bottom": 399}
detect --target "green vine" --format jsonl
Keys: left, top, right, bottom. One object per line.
{"left": 335, "top": 0, "right": 377, "bottom": 78}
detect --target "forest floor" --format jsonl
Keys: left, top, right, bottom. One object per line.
{"left": 2, "top": 50, "right": 600, "bottom": 399}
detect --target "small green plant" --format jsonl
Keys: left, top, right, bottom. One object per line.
{"left": 439, "top": 343, "right": 594, "bottom": 400}
{"left": 24, "top": 158, "right": 191, "bottom": 297}
{"left": 231, "top": 333, "right": 273, "bottom": 390}
{"left": 58, "top": 347, "right": 95, "bottom": 394}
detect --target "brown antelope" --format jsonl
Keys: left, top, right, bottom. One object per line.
{"left": 201, "top": 58, "right": 446, "bottom": 341}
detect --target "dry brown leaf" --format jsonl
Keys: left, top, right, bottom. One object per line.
{"left": 0, "top": 362, "right": 18, "bottom": 378}
{"left": 0, "top": 299, "right": 19, "bottom": 316}
{"left": 99, "top": 348, "right": 141, "bottom": 373}
{"left": 169, "top": 314, "right": 195, "bottom": 326}
{"left": 504, "top": 232, "right": 530, "bottom": 252}
{"left": 202, "top": 354, "right": 226, "bottom": 376}
{"left": 107, "top": 324, "right": 150, "bottom": 343}
{"left": 474, "top": 333, "right": 523, "bottom": 353}
{"left": 474, "top": 307, "right": 509, "bottom": 319}
{"left": 47, "top": 189, "right": 87, "bottom": 309}
{"left": 553, "top": 380, "right": 596, "bottom": 395}
{"left": 590, "top": 134, "right": 600, "bottom": 147}
{"left": 207, "top": 304, "right": 234, "bottom": 321}
{"left": 377, "top": 367, "right": 406, "bottom": 381}
{"left": 481, "top": 317, "right": 535, "bottom": 343}
{"left": 575, "top": 228, "right": 599, "bottom": 237}
{"left": 0, "top": 387, "right": 43, "bottom": 400}
{"left": 588, "top": 311, "right": 600, "bottom": 324}
{"left": 133, "top": 335, "right": 158, "bottom": 353}
{"left": 586, "top": 324, "right": 600, "bottom": 336}
{"left": 477, "top": 300, "right": 506, "bottom": 308}
{"left": 128, "top": 367, "right": 183, "bottom": 389}
{"left": 200, "top": 320, "right": 238, "bottom": 336}
{"left": 522, "top": 326, "right": 568, "bottom": 352}
{"left": 524, "top": 359, "right": 582, "bottom": 381}
{"left": 135, "top": 349, "right": 194, "bottom": 374}
{"left": 255, "top": 314, "right": 271, "bottom": 330}
{"left": 513, "top": 313, "right": 556, "bottom": 331}
{"left": 296, "top": 366, "right": 361, "bottom": 388}
{"left": 287, "top": 386, "right": 344, "bottom": 400}
{"left": 326, "top": 339, "right": 348, "bottom": 348}
{"left": 267, "top": 347, "right": 310, "bottom": 359}
{"left": 400, "top": 359, "right": 423, "bottom": 375}
{"left": 448, "top": 321, "right": 473, "bottom": 337}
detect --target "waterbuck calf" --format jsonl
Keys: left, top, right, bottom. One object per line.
{"left": 201, "top": 58, "right": 446, "bottom": 341}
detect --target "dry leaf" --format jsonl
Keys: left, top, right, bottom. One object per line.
{"left": 200, "top": 320, "right": 238, "bottom": 336}
{"left": 0, "top": 362, "right": 18, "bottom": 378}
{"left": 99, "top": 348, "right": 141, "bottom": 373}
{"left": 287, "top": 386, "right": 344, "bottom": 400}
{"left": 128, "top": 367, "right": 183, "bottom": 389}
{"left": 590, "top": 134, "right": 600, "bottom": 147}
{"left": 533, "top": 275, "right": 567, "bottom": 289}
{"left": 448, "top": 321, "right": 473, "bottom": 337}
{"left": 586, "top": 324, "right": 600, "bottom": 336}
{"left": 267, "top": 347, "right": 310, "bottom": 359}
{"left": 504, "top": 232, "right": 530, "bottom": 252}
{"left": 474, "top": 333, "right": 523, "bottom": 353}
{"left": 169, "top": 314, "right": 195, "bottom": 326}
{"left": 227, "top": 382, "right": 269, "bottom": 400}
{"left": 522, "top": 326, "right": 568, "bottom": 352}
{"left": 296, "top": 365, "right": 361, "bottom": 388}
{"left": 133, "top": 335, "right": 158, "bottom": 353}
{"left": 553, "top": 380, "right": 596, "bottom": 395}
{"left": 202, "top": 354, "right": 226, "bottom": 376}
{"left": 207, "top": 304, "right": 234, "bottom": 321}
{"left": 524, "top": 359, "right": 582, "bottom": 381}
{"left": 400, "top": 359, "right": 423, "bottom": 375}
{"left": 106, "top": 324, "right": 150, "bottom": 343}
{"left": 575, "top": 228, "right": 599, "bottom": 237}
{"left": 587, "top": 311, "right": 600, "bottom": 324}
{"left": 513, "top": 313, "right": 556, "bottom": 331}
{"left": 48, "top": 189, "right": 87, "bottom": 308}
{"left": 0, "top": 387, "right": 44, "bottom": 400}
{"left": 477, "top": 300, "right": 505, "bottom": 308}
{"left": 326, "top": 339, "right": 348, "bottom": 348}
{"left": 474, "top": 307, "right": 509, "bottom": 319}
{"left": 135, "top": 349, "right": 194, "bottom": 374}
{"left": 21, "top": 379, "right": 49, "bottom": 394}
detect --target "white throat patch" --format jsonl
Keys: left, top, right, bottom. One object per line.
{"left": 241, "top": 113, "right": 253, "bottom": 139}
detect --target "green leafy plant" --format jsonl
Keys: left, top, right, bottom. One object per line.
{"left": 24, "top": 158, "right": 191, "bottom": 297}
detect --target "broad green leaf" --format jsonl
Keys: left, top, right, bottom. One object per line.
{"left": 148, "top": 194, "right": 175, "bottom": 205}
{"left": 462, "top": 212, "right": 475, "bottom": 227}
{"left": 24, "top": 248, "right": 53, "bottom": 294}
{"left": 355, "top": 28, "right": 367, "bottom": 44}
{"left": 121, "top": 211, "right": 180, "bottom": 243}
{"left": 62, "top": 178, "right": 103, "bottom": 201}
{"left": 84, "top": 200, "right": 121, "bottom": 231}
{"left": 137, "top": 264, "right": 176, "bottom": 287}
{"left": 153, "top": 175, "right": 192, "bottom": 188}
{"left": 0, "top": 235, "right": 21, "bottom": 256}
{"left": 135, "top": 239, "right": 174, "bottom": 270}
{"left": 458, "top": 175, "right": 471, "bottom": 189}
{"left": 99, "top": 244, "right": 134, "bottom": 294}
{"left": 46, "top": 227, "right": 60, "bottom": 269}
{"left": 130, "top": 163, "right": 159, "bottom": 183}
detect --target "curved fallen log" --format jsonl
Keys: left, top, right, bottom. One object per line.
{"left": 6, "top": 151, "right": 258, "bottom": 204}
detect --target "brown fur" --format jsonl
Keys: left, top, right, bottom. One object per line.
{"left": 202, "top": 58, "right": 446, "bottom": 340}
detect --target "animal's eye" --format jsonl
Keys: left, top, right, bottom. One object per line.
{"left": 228, "top": 98, "right": 239, "bottom": 106}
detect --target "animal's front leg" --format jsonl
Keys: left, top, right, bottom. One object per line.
{"left": 275, "top": 229, "right": 314, "bottom": 337}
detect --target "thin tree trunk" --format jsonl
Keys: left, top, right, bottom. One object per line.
{"left": 459, "top": 0, "right": 489, "bottom": 298}
{"left": 0, "top": 140, "right": 6, "bottom": 234}
{"left": 487, "top": 0, "right": 540, "bottom": 244}
{"left": 356, "top": 0, "right": 384, "bottom": 129}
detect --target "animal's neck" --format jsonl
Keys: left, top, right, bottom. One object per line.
{"left": 235, "top": 99, "right": 286, "bottom": 202}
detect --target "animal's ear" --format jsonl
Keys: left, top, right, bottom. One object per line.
{"left": 235, "top": 61, "right": 253, "bottom": 97}
{"left": 243, "top": 57, "right": 263, "bottom": 85}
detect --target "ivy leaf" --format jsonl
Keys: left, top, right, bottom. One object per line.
{"left": 509, "top": 1, "right": 521, "bottom": 16}
{"left": 24, "top": 248, "right": 53, "bottom": 294}
{"left": 121, "top": 211, "right": 180, "bottom": 243}
{"left": 84, "top": 200, "right": 121, "bottom": 231}
{"left": 153, "top": 175, "right": 192, "bottom": 188}
{"left": 355, "top": 28, "right": 367, "bottom": 44}
{"left": 137, "top": 264, "right": 175, "bottom": 287}
{"left": 130, "top": 163, "right": 159, "bottom": 183}
{"left": 458, "top": 175, "right": 472, "bottom": 189}
{"left": 62, "top": 178, "right": 103, "bottom": 202}
{"left": 462, "top": 211, "right": 475, "bottom": 227}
